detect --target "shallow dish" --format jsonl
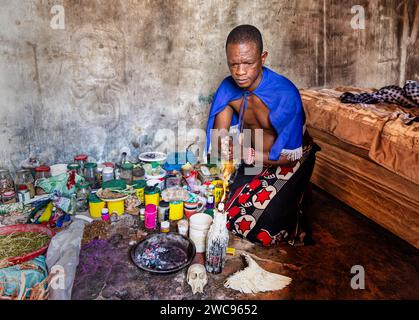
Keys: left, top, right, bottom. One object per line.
{"left": 130, "top": 233, "right": 196, "bottom": 274}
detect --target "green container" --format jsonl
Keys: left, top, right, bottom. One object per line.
{"left": 84, "top": 162, "right": 98, "bottom": 169}
{"left": 88, "top": 193, "right": 102, "bottom": 203}
{"left": 121, "top": 162, "right": 134, "bottom": 170}
{"left": 101, "top": 179, "right": 127, "bottom": 190}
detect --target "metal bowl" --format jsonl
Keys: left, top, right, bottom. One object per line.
{"left": 130, "top": 232, "right": 196, "bottom": 274}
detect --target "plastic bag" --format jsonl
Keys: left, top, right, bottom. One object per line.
{"left": 46, "top": 220, "right": 85, "bottom": 300}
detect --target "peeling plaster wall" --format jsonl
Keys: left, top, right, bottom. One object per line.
{"left": 0, "top": 0, "right": 417, "bottom": 169}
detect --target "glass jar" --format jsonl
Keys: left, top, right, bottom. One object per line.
{"left": 15, "top": 169, "right": 35, "bottom": 198}
{"left": 17, "top": 185, "right": 30, "bottom": 204}
{"left": 0, "top": 168, "right": 15, "bottom": 197}
{"left": 74, "top": 154, "right": 88, "bottom": 171}
{"left": 67, "top": 163, "right": 83, "bottom": 176}
{"left": 120, "top": 162, "right": 134, "bottom": 185}
{"left": 132, "top": 166, "right": 145, "bottom": 181}
{"left": 2, "top": 190, "right": 16, "bottom": 204}
{"left": 102, "top": 167, "right": 114, "bottom": 183}
{"left": 84, "top": 162, "right": 98, "bottom": 189}
{"left": 75, "top": 181, "right": 91, "bottom": 212}
{"left": 35, "top": 166, "right": 51, "bottom": 195}
{"left": 96, "top": 164, "right": 105, "bottom": 185}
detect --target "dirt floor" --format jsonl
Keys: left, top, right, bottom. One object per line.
{"left": 71, "top": 186, "right": 419, "bottom": 300}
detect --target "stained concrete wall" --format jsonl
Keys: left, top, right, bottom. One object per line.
{"left": 0, "top": 0, "right": 417, "bottom": 169}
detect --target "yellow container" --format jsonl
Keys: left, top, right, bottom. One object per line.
{"left": 132, "top": 180, "right": 146, "bottom": 204}
{"left": 169, "top": 201, "right": 184, "bottom": 221}
{"left": 145, "top": 186, "right": 160, "bottom": 207}
{"left": 212, "top": 180, "right": 223, "bottom": 205}
{"left": 89, "top": 201, "right": 105, "bottom": 218}
{"left": 107, "top": 200, "right": 125, "bottom": 216}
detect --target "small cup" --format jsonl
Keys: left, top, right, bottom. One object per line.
{"left": 177, "top": 219, "right": 189, "bottom": 236}
{"left": 184, "top": 207, "right": 197, "bottom": 219}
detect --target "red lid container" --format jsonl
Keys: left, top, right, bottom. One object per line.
{"left": 103, "top": 162, "right": 115, "bottom": 168}
{"left": 74, "top": 154, "right": 88, "bottom": 161}
{"left": 35, "top": 166, "right": 51, "bottom": 172}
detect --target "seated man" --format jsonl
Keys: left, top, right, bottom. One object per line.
{"left": 205, "top": 25, "right": 319, "bottom": 247}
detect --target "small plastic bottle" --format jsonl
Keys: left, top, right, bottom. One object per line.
{"left": 101, "top": 208, "right": 110, "bottom": 222}
{"left": 206, "top": 184, "right": 215, "bottom": 209}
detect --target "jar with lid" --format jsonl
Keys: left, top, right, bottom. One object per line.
{"left": 120, "top": 162, "right": 134, "bottom": 185}
{"left": 0, "top": 168, "right": 15, "bottom": 198}
{"left": 17, "top": 185, "right": 30, "bottom": 204}
{"left": 132, "top": 166, "right": 145, "bottom": 182}
{"left": 67, "top": 163, "right": 83, "bottom": 176}
{"left": 102, "top": 166, "right": 114, "bottom": 183}
{"left": 84, "top": 162, "right": 98, "bottom": 189}
{"left": 15, "top": 169, "right": 35, "bottom": 198}
{"left": 2, "top": 190, "right": 16, "bottom": 204}
{"left": 158, "top": 200, "right": 169, "bottom": 222}
{"left": 75, "top": 181, "right": 91, "bottom": 212}
{"left": 74, "top": 154, "right": 88, "bottom": 171}
{"left": 35, "top": 166, "right": 51, "bottom": 195}
{"left": 21, "top": 157, "right": 40, "bottom": 179}
{"left": 96, "top": 164, "right": 105, "bottom": 185}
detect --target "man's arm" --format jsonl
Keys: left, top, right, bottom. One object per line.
{"left": 244, "top": 147, "right": 297, "bottom": 167}
{"left": 211, "top": 105, "right": 234, "bottom": 159}
{"left": 262, "top": 151, "right": 297, "bottom": 166}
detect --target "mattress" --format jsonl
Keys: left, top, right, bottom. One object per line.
{"left": 300, "top": 88, "right": 419, "bottom": 185}
{"left": 308, "top": 127, "right": 419, "bottom": 249}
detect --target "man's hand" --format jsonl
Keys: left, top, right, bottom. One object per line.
{"left": 243, "top": 147, "right": 256, "bottom": 165}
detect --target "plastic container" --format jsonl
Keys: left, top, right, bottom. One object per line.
{"left": 101, "top": 208, "right": 110, "bottom": 222}
{"left": 120, "top": 162, "right": 134, "bottom": 185}
{"left": 144, "top": 204, "right": 157, "bottom": 230}
{"left": 169, "top": 201, "right": 184, "bottom": 221}
{"left": 50, "top": 164, "right": 67, "bottom": 177}
{"left": 74, "top": 154, "right": 88, "bottom": 171}
{"left": 102, "top": 166, "right": 114, "bottom": 182}
{"left": 212, "top": 180, "right": 223, "bottom": 206}
{"left": 132, "top": 180, "right": 146, "bottom": 204}
{"left": 17, "top": 185, "right": 30, "bottom": 204}
{"left": 35, "top": 166, "right": 51, "bottom": 195}
{"left": 35, "top": 166, "right": 51, "bottom": 180}
{"left": 160, "top": 220, "right": 170, "bottom": 233}
{"left": 67, "top": 163, "right": 82, "bottom": 176}
{"left": 107, "top": 199, "right": 125, "bottom": 216}
{"left": 144, "top": 186, "right": 160, "bottom": 207}
{"left": 2, "top": 190, "right": 16, "bottom": 204}
{"left": 84, "top": 162, "right": 98, "bottom": 189}
{"left": 75, "top": 181, "right": 91, "bottom": 212}
{"left": 158, "top": 200, "right": 169, "bottom": 222}
{"left": 89, "top": 193, "right": 105, "bottom": 218}
{"left": 0, "top": 169, "right": 15, "bottom": 197}
{"left": 132, "top": 166, "right": 145, "bottom": 181}
{"left": 15, "top": 169, "right": 35, "bottom": 198}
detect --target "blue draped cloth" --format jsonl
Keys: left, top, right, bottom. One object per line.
{"left": 205, "top": 66, "right": 304, "bottom": 161}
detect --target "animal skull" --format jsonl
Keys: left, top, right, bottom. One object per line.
{"left": 187, "top": 264, "right": 207, "bottom": 294}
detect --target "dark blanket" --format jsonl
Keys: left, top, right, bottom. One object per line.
{"left": 340, "top": 80, "right": 419, "bottom": 109}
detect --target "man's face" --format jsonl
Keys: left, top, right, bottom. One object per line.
{"left": 226, "top": 42, "right": 267, "bottom": 90}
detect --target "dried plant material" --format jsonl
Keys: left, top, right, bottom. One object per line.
{"left": 82, "top": 220, "right": 110, "bottom": 245}
{"left": 0, "top": 232, "right": 50, "bottom": 261}
{"left": 224, "top": 253, "right": 292, "bottom": 294}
